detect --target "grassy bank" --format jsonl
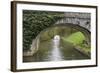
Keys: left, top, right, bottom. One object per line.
{"left": 61, "top": 31, "right": 91, "bottom": 57}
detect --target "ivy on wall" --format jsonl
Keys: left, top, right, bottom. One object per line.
{"left": 23, "top": 10, "right": 64, "bottom": 50}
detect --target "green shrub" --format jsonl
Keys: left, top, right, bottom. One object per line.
{"left": 23, "top": 10, "right": 64, "bottom": 50}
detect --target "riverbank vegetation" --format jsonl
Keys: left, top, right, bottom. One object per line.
{"left": 62, "top": 31, "right": 91, "bottom": 57}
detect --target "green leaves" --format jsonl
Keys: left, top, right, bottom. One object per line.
{"left": 23, "top": 10, "right": 64, "bottom": 50}
{"left": 62, "top": 32, "right": 85, "bottom": 46}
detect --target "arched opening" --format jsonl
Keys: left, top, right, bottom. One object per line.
{"left": 23, "top": 24, "right": 91, "bottom": 62}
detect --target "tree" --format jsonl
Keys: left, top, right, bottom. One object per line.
{"left": 23, "top": 10, "right": 64, "bottom": 50}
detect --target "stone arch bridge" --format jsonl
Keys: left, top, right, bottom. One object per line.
{"left": 23, "top": 23, "right": 90, "bottom": 56}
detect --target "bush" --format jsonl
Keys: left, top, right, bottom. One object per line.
{"left": 23, "top": 10, "right": 64, "bottom": 50}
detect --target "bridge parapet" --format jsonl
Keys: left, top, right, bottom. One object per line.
{"left": 55, "top": 12, "right": 91, "bottom": 31}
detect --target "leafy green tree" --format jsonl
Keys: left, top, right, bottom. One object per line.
{"left": 23, "top": 10, "right": 64, "bottom": 50}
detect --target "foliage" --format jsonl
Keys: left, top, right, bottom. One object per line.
{"left": 63, "top": 32, "right": 85, "bottom": 45}
{"left": 23, "top": 10, "right": 64, "bottom": 50}
{"left": 62, "top": 31, "right": 90, "bottom": 56}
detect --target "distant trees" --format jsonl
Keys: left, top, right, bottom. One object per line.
{"left": 23, "top": 10, "right": 64, "bottom": 50}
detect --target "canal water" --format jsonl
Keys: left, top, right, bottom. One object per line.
{"left": 23, "top": 35, "right": 89, "bottom": 62}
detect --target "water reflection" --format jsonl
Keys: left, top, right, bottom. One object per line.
{"left": 49, "top": 35, "right": 62, "bottom": 61}
{"left": 23, "top": 36, "right": 90, "bottom": 62}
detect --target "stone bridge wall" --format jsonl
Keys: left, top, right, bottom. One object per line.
{"left": 55, "top": 13, "right": 91, "bottom": 31}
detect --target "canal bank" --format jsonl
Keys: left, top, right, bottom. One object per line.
{"left": 23, "top": 37, "right": 90, "bottom": 62}
{"left": 74, "top": 46, "right": 90, "bottom": 58}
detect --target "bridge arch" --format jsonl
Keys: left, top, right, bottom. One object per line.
{"left": 24, "top": 23, "right": 90, "bottom": 56}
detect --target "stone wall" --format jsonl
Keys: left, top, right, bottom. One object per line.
{"left": 55, "top": 12, "right": 91, "bottom": 31}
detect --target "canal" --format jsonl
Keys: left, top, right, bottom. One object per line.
{"left": 23, "top": 35, "right": 90, "bottom": 62}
